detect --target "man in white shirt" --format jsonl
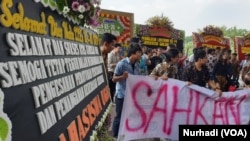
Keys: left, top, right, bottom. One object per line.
{"left": 107, "top": 43, "right": 121, "bottom": 103}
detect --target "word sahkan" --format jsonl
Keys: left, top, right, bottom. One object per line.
{"left": 179, "top": 125, "right": 249, "bottom": 140}
{"left": 118, "top": 75, "right": 250, "bottom": 141}
{"left": 125, "top": 82, "right": 246, "bottom": 135}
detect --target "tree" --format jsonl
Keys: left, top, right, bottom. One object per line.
{"left": 221, "top": 26, "right": 250, "bottom": 52}
{"left": 184, "top": 36, "right": 193, "bottom": 56}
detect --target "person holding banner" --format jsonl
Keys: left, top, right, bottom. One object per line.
{"left": 241, "top": 54, "right": 250, "bottom": 80}
{"left": 182, "top": 48, "right": 222, "bottom": 96}
{"left": 150, "top": 48, "right": 180, "bottom": 80}
{"left": 243, "top": 72, "right": 250, "bottom": 88}
{"left": 212, "top": 48, "right": 232, "bottom": 92}
{"left": 148, "top": 48, "right": 180, "bottom": 141}
{"left": 111, "top": 44, "right": 142, "bottom": 138}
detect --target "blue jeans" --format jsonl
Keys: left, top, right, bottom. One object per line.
{"left": 112, "top": 96, "right": 124, "bottom": 137}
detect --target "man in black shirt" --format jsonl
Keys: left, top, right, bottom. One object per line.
{"left": 182, "top": 49, "right": 222, "bottom": 96}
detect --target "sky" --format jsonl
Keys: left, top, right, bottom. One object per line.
{"left": 100, "top": 0, "right": 250, "bottom": 36}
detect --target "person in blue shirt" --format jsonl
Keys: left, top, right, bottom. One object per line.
{"left": 112, "top": 43, "right": 142, "bottom": 138}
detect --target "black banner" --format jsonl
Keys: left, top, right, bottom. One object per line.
{"left": 141, "top": 36, "right": 184, "bottom": 52}
{"left": 0, "top": 0, "right": 111, "bottom": 141}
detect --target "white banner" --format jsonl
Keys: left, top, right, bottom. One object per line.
{"left": 118, "top": 74, "right": 250, "bottom": 141}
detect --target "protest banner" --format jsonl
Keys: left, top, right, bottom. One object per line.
{"left": 118, "top": 74, "right": 250, "bottom": 141}
{"left": 0, "top": 0, "right": 111, "bottom": 141}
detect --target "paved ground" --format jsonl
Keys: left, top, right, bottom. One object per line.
{"left": 108, "top": 104, "right": 165, "bottom": 141}
{"left": 108, "top": 104, "right": 115, "bottom": 133}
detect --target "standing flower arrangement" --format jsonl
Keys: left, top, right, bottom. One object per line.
{"left": 201, "top": 25, "right": 223, "bottom": 37}
{"left": 244, "top": 33, "right": 250, "bottom": 41}
{"left": 145, "top": 14, "right": 174, "bottom": 30}
{"left": 56, "top": 0, "right": 101, "bottom": 27}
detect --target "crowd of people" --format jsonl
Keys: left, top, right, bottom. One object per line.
{"left": 100, "top": 33, "right": 250, "bottom": 141}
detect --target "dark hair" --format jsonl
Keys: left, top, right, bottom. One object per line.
{"left": 141, "top": 44, "right": 147, "bottom": 48}
{"left": 192, "top": 48, "right": 196, "bottom": 53}
{"left": 207, "top": 48, "right": 214, "bottom": 54}
{"left": 146, "top": 48, "right": 153, "bottom": 54}
{"left": 165, "top": 48, "right": 180, "bottom": 62}
{"left": 194, "top": 49, "right": 206, "bottom": 62}
{"left": 232, "top": 53, "right": 237, "bottom": 56}
{"left": 198, "top": 46, "right": 206, "bottom": 51}
{"left": 244, "top": 77, "right": 250, "bottom": 85}
{"left": 127, "top": 44, "right": 142, "bottom": 57}
{"left": 101, "top": 33, "right": 116, "bottom": 45}
{"left": 130, "top": 37, "right": 140, "bottom": 43}
{"left": 218, "top": 48, "right": 229, "bottom": 63}
{"left": 216, "top": 47, "right": 221, "bottom": 50}
{"left": 114, "top": 43, "right": 121, "bottom": 48}
{"left": 169, "top": 44, "right": 176, "bottom": 48}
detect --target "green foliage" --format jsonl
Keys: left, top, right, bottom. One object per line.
{"left": 183, "top": 38, "right": 193, "bottom": 56}
{"left": 0, "top": 117, "right": 9, "bottom": 141}
{"left": 179, "top": 30, "right": 185, "bottom": 40}
{"left": 96, "top": 114, "right": 114, "bottom": 141}
{"left": 55, "top": 0, "right": 67, "bottom": 11}
{"left": 185, "top": 36, "right": 192, "bottom": 43}
{"left": 221, "top": 26, "right": 249, "bottom": 38}
{"left": 55, "top": 0, "right": 101, "bottom": 27}
{"left": 221, "top": 26, "right": 250, "bottom": 52}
